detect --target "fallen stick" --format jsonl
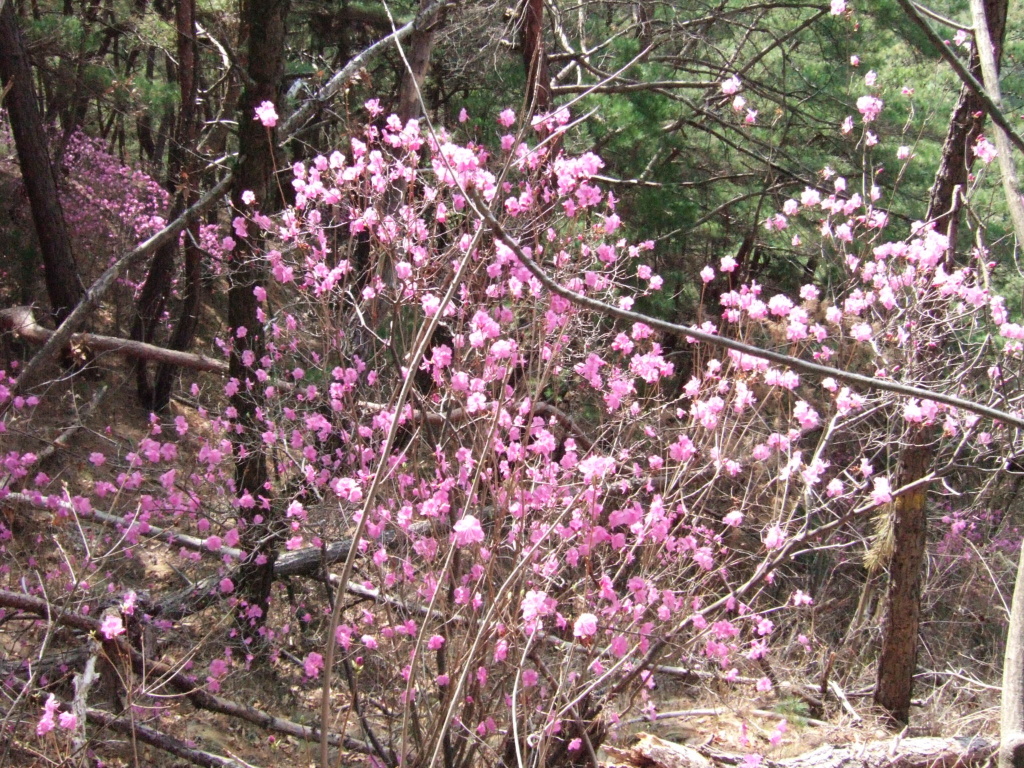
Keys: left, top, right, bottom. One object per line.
{"left": 0, "top": 589, "right": 372, "bottom": 756}
{"left": 828, "top": 679, "right": 862, "bottom": 724}
{"left": 87, "top": 708, "right": 256, "bottom": 768}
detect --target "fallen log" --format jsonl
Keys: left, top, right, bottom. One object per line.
{"left": 1, "top": 306, "right": 228, "bottom": 375}
{"left": 604, "top": 732, "right": 997, "bottom": 768}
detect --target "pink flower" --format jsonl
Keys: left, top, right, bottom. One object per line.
{"left": 792, "top": 590, "right": 813, "bottom": 606}
{"left": 975, "top": 135, "right": 998, "bottom": 164}
{"left": 58, "top": 712, "right": 77, "bottom": 730}
{"left": 850, "top": 323, "right": 872, "bottom": 342}
{"left": 573, "top": 613, "right": 598, "bottom": 638}
{"left": 428, "top": 634, "right": 445, "bottom": 650}
{"left": 521, "top": 590, "right": 556, "bottom": 635}
{"left": 723, "top": 510, "right": 744, "bottom": 527}
{"left": 762, "top": 525, "right": 785, "bottom": 550}
{"left": 856, "top": 95, "right": 884, "bottom": 122}
{"left": 254, "top": 101, "right": 278, "bottom": 128}
{"left": 99, "top": 614, "right": 125, "bottom": 640}
{"left": 744, "top": 109, "right": 758, "bottom": 125}
{"left": 830, "top": 0, "right": 846, "bottom": 14}
{"left": 304, "top": 652, "right": 324, "bottom": 678}
{"left": 756, "top": 676, "right": 773, "bottom": 692}
{"left": 721, "top": 75, "right": 741, "bottom": 95}
{"left": 36, "top": 694, "right": 58, "bottom": 736}
{"left": 700, "top": 266, "right": 715, "bottom": 283}
{"left": 453, "top": 514, "right": 485, "bottom": 546}
{"left": 871, "top": 477, "right": 893, "bottom": 506}
{"left": 498, "top": 109, "right": 516, "bottom": 127}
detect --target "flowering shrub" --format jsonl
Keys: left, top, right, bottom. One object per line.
{"left": 1, "top": 56, "right": 1022, "bottom": 767}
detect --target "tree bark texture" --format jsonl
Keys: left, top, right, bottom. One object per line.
{"left": 521, "top": 0, "right": 550, "bottom": 114}
{"left": 395, "top": 0, "right": 440, "bottom": 123}
{"left": 874, "top": 431, "right": 932, "bottom": 724}
{"left": 0, "top": 0, "right": 85, "bottom": 325}
{"left": 230, "top": 0, "right": 289, "bottom": 621}
{"left": 924, "top": 0, "right": 1006, "bottom": 257}
{"left": 1002, "top": 538, "right": 1024, "bottom": 768}
{"left": 152, "top": 0, "right": 204, "bottom": 411}
{"left": 1, "top": 306, "right": 228, "bottom": 373}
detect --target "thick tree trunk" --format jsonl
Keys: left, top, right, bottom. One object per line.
{"left": 0, "top": 306, "right": 228, "bottom": 373}
{"left": 0, "top": 0, "right": 85, "bottom": 325}
{"left": 230, "top": 0, "right": 288, "bottom": 625}
{"left": 131, "top": 0, "right": 201, "bottom": 410}
{"left": 607, "top": 732, "right": 996, "bottom": 768}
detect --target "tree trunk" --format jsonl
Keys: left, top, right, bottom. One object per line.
{"left": 0, "top": 0, "right": 85, "bottom": 325}
{"left": 521, "top": 0, "right": 550, "bottom": 115}
{"left": 1002, "top": 539, "right": 1024, "bottom": 768}
{"left": 230, "top": 0, "right": 288, "bottom": 626}
{"left": 874, "top": 430, "right": 932, "bottom": 724}
{"left": 395, "top": 0, "right": 440, "bottom": 123}
{"left": 873, "top": 0, "right": 1008, "bottom": 726}
{"left": 139, "top": 0, "right": 203, "bottom": 412}
{"left": 607, "top": 732, "right": 996, "bottom": 768}
{"left": 924, "top": 0, "right": 1006, "bottom": 258}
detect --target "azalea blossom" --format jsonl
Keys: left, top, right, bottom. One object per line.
{"left": 254, "top": 101, "right": 278, "bottom": 128}
{"left": 99, "top": 614, "right": 125, "bottom": 640}
{"left": 871, "top": 477, "right": 893, "bottom": 506}
{"left": 856, "top": 95, "right": 883, "bottom": 122}
{"left": 573, "top": 613, "right": 599, "bottom": 638}
{"left": 453, "top": 514, "right": 485, "bottom": 546}
{"left": 975, "top": 135, "right": 998, "bottom": 164}
{"left": 762, "top": 525, "right": 786, "bottom": 550}
{"left": 721, "top": 75, "right": 741, "bottom": 95}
